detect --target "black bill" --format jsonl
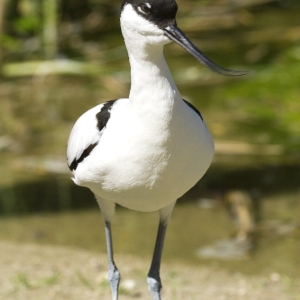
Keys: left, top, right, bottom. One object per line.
{"left": 164, "top": 25, "right": 247, "bottom": 77}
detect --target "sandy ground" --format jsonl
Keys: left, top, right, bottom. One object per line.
{"left": 0, "top": 241, "right": 299, "bottom": 300}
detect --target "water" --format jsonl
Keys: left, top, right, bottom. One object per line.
{"left": 0, "top": 162, "right": 299, "bottom": 279}
{"left": 0, "top": 195, "right": 299, "bottom": 278}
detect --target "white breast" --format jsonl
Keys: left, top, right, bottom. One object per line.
{"left": 73, "top": 98, "right": 214, "bottom": 212}
{"left": 69, "top": 4, "right": 214, "bottom": 212}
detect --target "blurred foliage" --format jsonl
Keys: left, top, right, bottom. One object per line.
{"left": 212, "top": 46, "right": 300, "bottom": 150}
{"left": 0, "top": 0, "right": 299, "bottom": 159}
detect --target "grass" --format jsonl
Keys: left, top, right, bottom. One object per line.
{"left": 1, "top": 241, "right": 299, "bottom": 300}
{"left": 76, "top": 270, "right": 94, "bottom": 289}
{"left": 13, "top": 273, "right": 31, "bottom": 289}
{"left": 12, "top": 271, "right": 60, "bottom": 290}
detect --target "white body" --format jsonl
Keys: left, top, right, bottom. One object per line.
{"left": 67, "top": 4, "right": 214, "bottom": 218}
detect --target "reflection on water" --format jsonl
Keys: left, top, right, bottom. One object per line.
{"left": 0, "top": 176, "right": 96, "bottom": 215}
{"left": 1, "top": 162, "right": 299, "bottom": 216}
{"left": 0, "top": 163, "right": 299, "bottom": 279}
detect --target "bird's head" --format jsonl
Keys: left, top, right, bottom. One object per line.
{"left": 120, "top": 0, "right": 246, "bottom": 76}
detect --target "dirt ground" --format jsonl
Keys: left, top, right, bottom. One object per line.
{"left": 0, "top": 241, "right": 299, "bottom": 300}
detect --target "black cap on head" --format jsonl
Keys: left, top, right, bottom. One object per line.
{"left": 121, "top": 0, "right": 248, "bottom": 77}
{"left": 121, "top": 0, "right": 178, "bottom": 28}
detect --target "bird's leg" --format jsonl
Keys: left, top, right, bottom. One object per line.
{"left": 147, "top": 221, "right": 168, "bottom": 300}
{"left": 104, "top": 220, "right": 120, "bottom": 300}
{"left": 147, "top": 203, "right": 174, "bottom": 300}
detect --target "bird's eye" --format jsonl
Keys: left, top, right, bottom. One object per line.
{"left": 139, "top": 3, "right": 151, "bottom": 14}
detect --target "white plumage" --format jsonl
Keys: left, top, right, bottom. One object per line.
{"left": 67, "top": 4, "right": 214, "bottom": 214}
{"left": 67, "top": 103, "right": 105, "bottom": 167}
{"left": 66, "top": 0, "right": 244, "bottom": 299}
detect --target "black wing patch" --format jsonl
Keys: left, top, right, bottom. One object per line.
{"left": 69, "top": 142, "right": 98, "bottom": 171}
{"left": 68, "top": 99, "right": 117, "bottom": 171}
{"left": 96, "top": 99, "right": 117, "bottom": 131}
{"left": 183, "top": 99, "right": 203, "bottom": 121}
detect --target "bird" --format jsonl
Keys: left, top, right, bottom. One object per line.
{"left": 66, "top": 0, "right": 246, "bottom": 299}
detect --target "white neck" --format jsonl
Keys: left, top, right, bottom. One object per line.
{"left": 128, "top": 47, "right": 179, "bottom": 111}
{"left": 120, "top": 5, "right": 181, "bottom": 122}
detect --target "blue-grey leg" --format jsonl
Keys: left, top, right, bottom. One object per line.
{"left": 104, "top": 221, "right": 120, "bottom": 300}
{"left": 147, "top": 219, "right": 168, "bottom": 300}
{"left": 147, "top": 201, "right": 175, "bottom": 300}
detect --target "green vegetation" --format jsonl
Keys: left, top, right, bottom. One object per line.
{"left": 0, "top": 0, "right": 299, "bottom": 159}
{"left": 211, "top": 48, "right": 300, "bottom": 149}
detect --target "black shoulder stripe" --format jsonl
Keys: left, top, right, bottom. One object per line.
{"left": 68, "top": 99, "right": 117, "bottom": 172}
{"left": 96, "top": 99, "right": 117, "bottom": 132}
{"left": 183, "top": 99, "right": 203, "bottom": 121}
{"left": 68, "top": 142, "right": 98, "bottom": 171}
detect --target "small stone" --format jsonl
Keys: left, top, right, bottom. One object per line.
{"left": 270, "top": 273, "right": 280, "bottom": 282}
{"left": 121, "top": 279, "right": 136, "bottom": 291}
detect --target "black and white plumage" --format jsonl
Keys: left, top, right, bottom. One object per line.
{"left": 68, "top": 99, "right": 117, "bottom": 171}
{"left": 67, "top": 0, "right": 245, "bottom": 299}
